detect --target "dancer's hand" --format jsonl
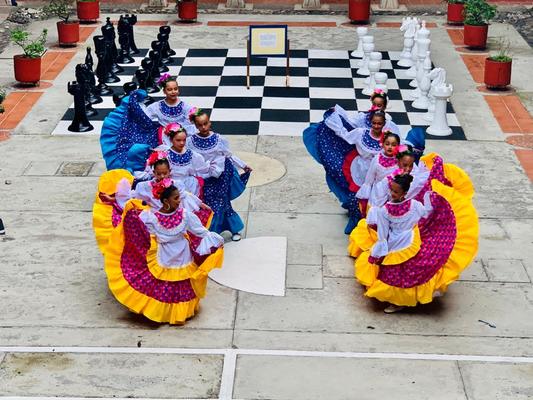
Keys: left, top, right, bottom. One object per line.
{"left": 98, "top": 192, "right": 116, "bottom": 205}
{"left": 244, "top": 166, "right": 253, "bottom": 173}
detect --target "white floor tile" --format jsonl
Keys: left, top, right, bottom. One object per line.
{"left": 182, "top": 57, "right": 227, "bottom": 67}
{"left": 210, "top": 108, "right": 262, "bottom": 121}
{"left": 310, "top": 87, "right": 355, "bottom": 99}
{"left": 262, "top": 97, "right": 310, "bottom": 110}
{"left": 308, "top": 67, "right": 353, "bottom": 78}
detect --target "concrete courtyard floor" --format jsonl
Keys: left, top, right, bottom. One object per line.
{"left": 1, "top": 12, "right": 533, "bottom": 400}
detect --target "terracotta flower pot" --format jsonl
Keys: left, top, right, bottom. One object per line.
{"left": 349, "top": 0, "right": 371, "bottom": 23}
{"left": 484, "top": 58, "right": 512, "bottom": 89}
{"left": 13, "top": 55, "right": 42, "bottom": 85}
{"left": 57, "top": 21, "right": 80, "bottom": 46}
{"left": 447, "top": 3, "right": 464, "bottom": 25}
{"left": 464, "top": 24, "right": 489, "bottom": 49}
{"left": 178, "top": 1, "right": 197, "bottom": 22}
{"left": 77, "top": 0, "right": 100, "bottom": 23}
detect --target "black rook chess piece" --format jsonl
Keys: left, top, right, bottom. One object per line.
{"left": 159, "top": 26, "right": 175, "bottom": 56}
{"left": 68, "top": 81, "right": 94, "bottom": 133}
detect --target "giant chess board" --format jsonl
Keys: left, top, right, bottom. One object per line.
{"left": 52, "top": 48, "right": 465, "bottom": 140}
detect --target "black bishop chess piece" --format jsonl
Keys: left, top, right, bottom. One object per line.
{"left": 141, "top": 58, "right": 159, "bottom": 94}
{"left": 116, "top": 16, "right": 134, "bottom": 64}
{"left": 157, "top": 32, "right": 171, "bottom": 64}
{"left": 125, "top": 14, "right": 140, "bottom": 55}
{"left": 102, "top": 17, "right": 124, "bottom": 74}
{"left": 75, "top": 64, "right": 97, "bottom": 117}
{"left": 85, "top": 46, "right": 94, "bottom": 72}
{"left": 113, "top": 81, "right": 138, "bottom": 107}
{"left": 134, "top": 69, "right": 155, "bottom": 105}
{"left": 159, "top": 26, "right": 175, "bottom": 56}
{"left": 93, "top": 35, "right": 114, "bottom": 95}
{"left": 68, "top": 81, "right": 94, "bottom": 133}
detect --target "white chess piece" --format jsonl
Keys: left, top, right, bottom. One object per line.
{"left": 374, "top": 72, "right": 388, "bottom": 93}
{"left": 405, "top": 20, "right": 420, "bottom": 78}
{"left": 426, "top": 83, "right": 453, "bottom": 136}
{"left": 351, "top": 26, "right": 368, "bottom": 58}
{"left": 356, "top": 35, "right": 374, "bottom": 68}
{"left": 418, "top": 20, "right": 431, "bottom": 41}
{"left": 398, "top": 19, "right": 417, "bottom": 68}
{"left": 357, "top": 40, "right": 374, "bottom": 76}
{"left": 424, "top": 67, "right": 446, "bottom": 122}
{"left": 412, "top": 51, "right": 432, "bottom": 109}
{"left": 409, "top": 38, "right": 431, "bottom": 97}
{"left": 363, "top": 53, "right": 382, "bottom": 96}
{"left": 364, "top": 52, "right": 382, "bottom": 86}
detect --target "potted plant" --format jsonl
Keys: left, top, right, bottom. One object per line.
{"left": 0, "top": 87, "right": 6, "bottom": 114}
{"left": 446, "top": 0, "right": 465, "bottom": 25}
{"left": 349, "top": 0, "right": 371, "bottom": 24}
{"left": 43, "top": 0, "right": 79, "bottom": 46}
{"left": 10, "top": 28, "right": 48, "bottom": 85}
{"left": 76, "top": 0, "right": 99, "bottom": 23}
{"left": 463, "top": 0, "right": 497, "bottom": 49}
{"left": 177, "top": 0, "right": 197, "bottom": 23}
{"left": 484, "top": 38, "right": 512, "bottom": 89}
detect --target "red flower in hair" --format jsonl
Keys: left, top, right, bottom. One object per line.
{"left": 151, "top": 178, "right": 173, "bottom": 200}
{"left": 163, "top": 123, "right": 183, "bottom": 136}
{"left": 146, "top": 150, "right": 169, "bottom": 167}
{"left": 392, "top": 144, "right": 409, "bottom": 157}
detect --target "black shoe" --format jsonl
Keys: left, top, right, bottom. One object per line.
{"left": 0, "top": 218, "right": 5, "bottom": 235}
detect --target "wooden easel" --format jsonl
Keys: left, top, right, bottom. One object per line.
{"left": 246, "top": 39, "right": 290, "bottom": 89}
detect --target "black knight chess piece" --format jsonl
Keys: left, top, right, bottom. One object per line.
{"left": 113, "top": 81, "right": 138, "bottom": 107}
{"left": 68, "top": 81, "right": 94, "bottom": 133}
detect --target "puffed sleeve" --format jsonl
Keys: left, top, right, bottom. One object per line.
{"left": 205, "top": 155, "right": 226, "bottom": 179}
{"left": 333, "top": 104, "right": 358, "bottom": 127}
{"left": 144, "top": 101, "right": 159, "bottom": 121}
{"left": 369, "top": 177, "right": 390, "bottom": 207}
{"left": 139, "top": 210, "right": 157, "bottom": 235}
{"left": 115, "top": 178, "right": 134, "bottom": 209}
{"left": 133, "top": 164, "right": 153, "bottom": 181}
{"left": 190, "top": 151, "right": 211, "bottom": 178}
{"left": 185, "top": 210, "right": 224, "bottom": 255}
{"left": 412, "top": 191, "right": 434, "bottom": 220}
{"left": 357, "top": 155, "right": 379, "bottom": 200}
{"left": 324, "top": 111, "right": 364, "bottom": 145}
{"left": 219, "top": 136, "right": 247, "bottom": 169}
{"left": 370, "top": 207, "right": 390, "bottom": 259}
{"left": 352, "top": 111, "right": 368, "bottom": 128}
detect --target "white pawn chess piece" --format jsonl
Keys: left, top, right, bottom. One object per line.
{"left": 357, "top": 41, "right": 374, "bottom": 76}
{"left": 426, "top": 83, "right": 453, "bottom": 136}
{"left": 405, "top": 20, "right": 420, "bottom": 78}
{"left": 412, "top": 51, "right": 432, "bottom": 109}
{"left": 351, "top": 26, "right": 368, "bottom": 58}
{"left": 363, "top": 55, "right": 381, "bottom": 96}
{"left": 356, "top": 35, "right": 374, "bottom": 68}
{"left": 424, "top": 67, "right": 446, "bottom": 122}
{"left": 374, "top": 72, "right": 388, "bottom": 93}
{"left": 364, "top": 52, "right": 382, "bottom": 86}
{"left": 398, "top": 19, "right": 416, "bottom": 68}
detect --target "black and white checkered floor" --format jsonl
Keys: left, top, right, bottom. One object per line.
{"left": 52, "top": 48, "right": 465, "bottom": 140}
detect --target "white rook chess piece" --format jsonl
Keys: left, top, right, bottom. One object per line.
{"left": 374, "top": 72, "right": 388, "bottom": 93}
{"left": 424, "top": 67, "right": 446, "bottom": 122}
{"left": 357, "top": 40, "right": 374, "bottom": 76}
{"left": 398, "top": 18, "right": 417, "bottom": 68}
{"left": 412, "top": 51, "right": 432, "bottom": 109}
{"left": 357, "top": 35, "right": 374, "bottom": 68}
{"left": 426, "top": 83, "right": 453, "bottom": 136}
{"left": 363, "top": 52, "right": 382, "bottom": 96}
{"left": 351, "top": 26, "right": 368, "bottom": 58}
{"left": 364, "top": 51, "right": 382, "bottom": 86}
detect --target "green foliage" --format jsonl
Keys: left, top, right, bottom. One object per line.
{"left": 0, "top": 87, "right": 6, "bottom": 114}
{"left": 489, "top": 37, "right": 512, "bottom": 62}
{"left": 10, "top": 28, "right": 48, "bottom": 58}
{"left": 42, "top": 0, "right": 74, "bottom": 22}
{"left": 446, "top": 0, "right": 465, "bottom": 4}
{"left": 464, "top": 0, "right": 497, "bottom": 25}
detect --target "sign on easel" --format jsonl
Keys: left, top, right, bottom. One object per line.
{"left": 247, "top": 25, "right": 290, "bottom": 89}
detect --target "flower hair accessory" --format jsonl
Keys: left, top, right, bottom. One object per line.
{"left": 151, "top": 177, "right": 173, "bottom": 200}
{"left": 368, "top": 104, "right": 380, "bottom": 112}
{"left": 147, "top": 150, "right": 169, "bottom": 167}
{"left": 373, "top": 89, "right": 384, "bottom": 95}
{"left": 393, "top": 144, "right": 410, "bottom": 157}
{"left": 163, "top": 122, "right": 184, "bottom": 136}
{"left": 157, "top": 73, "right": 174, "bottom": 88}
{"left": 188, "top": 107, "right": 203, "bottom": 122}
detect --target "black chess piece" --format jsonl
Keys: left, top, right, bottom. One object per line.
{"left": 141, "top": 58, "right": 159, "bottom": 94}
{"left": 77, "top": 63, "right": 102, "bottom": 106}
{"left": 68, "top": 81, "right": 94, "bottom": 133}
{"left": 93, "top": 35, "right": 114, "bottom": 95}
{"left": 112, "top": 81, "right": 138, "bottom": 107}
{"left": 159, "top": 26, "right": 175, "bottom": 56}
{"left": 157, "top": 32, "right": 171, "bottom": 64}
{"left": 125, "top": 14, "right": 140, "bottom": 55}
{"left": 85, "top": 46, "right": 94, "bottom": 71}
{"left": 102, "top": 17, "right": 124, "bottom": 74}
{"left": 134, "top": 69, "right": 155, "bottom": 105}
{"left": 75, "top": 64, "right": 97, "bottom": 117}
{"left": 151, "top": 41, "right": 168, "bottom": 73}
{"left": 97, "top": 30, "right": 120, "bottom": 83}
{"left": 116, "top": 17, "right": 134, "bottom": 64}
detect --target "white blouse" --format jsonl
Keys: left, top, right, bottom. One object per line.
{"left": 356, "top": 151, "right": 398, "bottom": 200}
{"left": 368, "top": 193, "right": 433, "bottom": 259}
{"left": 332, "top": 104, "right": 400, "bottom": 135}
{"left": 186, "top": 132, "right": 246, "bottom": 179}
{"left": 145, "top": 99, "right": 197, "bottom": 135}
{"left": 139, "top": 208, "right": 223, "bottom": 267}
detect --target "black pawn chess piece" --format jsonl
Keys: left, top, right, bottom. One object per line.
{"left": 135, "top": 69, "right": 155, "bottom": 105}
{"left": 125, "top": 14, "right": 140, "bottom": 55}
{"left": 93, "top": 35, "right": 114, "bottom": 95}
{"left": 102, "top": 17, "right": 124, "bottom": 74}
{"left": 141, "top": 58, "right": 159, "bottom": 94}
{"left": 157, "top": 32, "right": 171, "bottom": 64}
{"left": 75, "top": 64, "right": 97, "bottom": 117}
{"left": 151, "top": 42, "right": 168, "bottom": 73}
{"left": 68, "top": 81, "right": 94, "bottom": 133}
{"left": 113, "top": 81, "right": 138, "bottom": 107}
{"left": 85, "top": 46, "right": 94, "bottom": 72}
{"left": 159, "top": 26, "right": 175, "bottom": 56}
{"left": 116, "top": 17, "right": 134, "bottom": 64}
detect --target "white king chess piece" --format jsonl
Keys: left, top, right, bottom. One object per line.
{"left": 426, "top": 83, "right": 453, "bottom": 137}
{"left": 351, "top": 26, "right": 368, "bottom": 58}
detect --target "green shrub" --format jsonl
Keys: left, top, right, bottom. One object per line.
{"left": 464, "top": 0, "right": 497, "bottom": 25}
{"left": 42, "top": 0, "right": 74, "bottom": 22}
{"left": 10, "top": 28, "right": 48, "bottom": 58}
